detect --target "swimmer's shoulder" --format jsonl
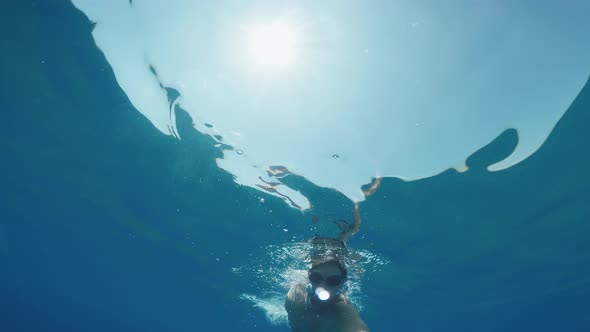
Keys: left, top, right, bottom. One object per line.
{"left": 286, "top": 283, "right": 308, "bottom": 332}
{"left": 286, "top": 283, "right": 307, "bottom": 306}
{"left": 322, "top": 297, "right": 370, "bottom": 332}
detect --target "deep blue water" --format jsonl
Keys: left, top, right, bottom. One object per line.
{"left": 1, "top": 1, "right": 590, "bottom": 331}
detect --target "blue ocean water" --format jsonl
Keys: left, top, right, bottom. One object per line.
{"left": 1, "top": 1, "right": 589, "bottom": 331}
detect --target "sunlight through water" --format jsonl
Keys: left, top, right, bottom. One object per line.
{"left": 71, "top": 0, "right": 590, "bottom": 208}
{"left": 246, "top": 20, "right": 300, "bottom": 68}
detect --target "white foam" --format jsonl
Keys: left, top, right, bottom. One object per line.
{"left": 240, "top": 293, "right": 288, "bottom": 325}
{"left": 232, "top": 242, "right": 389, "bottom": 322}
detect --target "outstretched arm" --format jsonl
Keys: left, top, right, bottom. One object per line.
{"left": 338, "top": 202, "right": 362, "bottom": 242}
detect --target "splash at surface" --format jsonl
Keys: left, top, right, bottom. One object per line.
{"left": 233, "top": 242, "right": 388, "bottom": 325}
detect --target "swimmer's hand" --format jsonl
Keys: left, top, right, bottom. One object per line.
{"left": 332, "top": 219, "right": 351, "bottom": 232}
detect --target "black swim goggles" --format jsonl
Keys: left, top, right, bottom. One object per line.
{"left": 308, "top": 271, "right": 345, "bottom": 287}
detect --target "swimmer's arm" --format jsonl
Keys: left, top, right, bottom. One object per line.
{"left": 339, "top": 202, "right": 362, "bottom": 242}
{"left": 285, "top": 283, "right": 307, "bottom": 332}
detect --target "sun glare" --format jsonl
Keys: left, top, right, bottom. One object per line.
{"left": 247, "top": 21, "right": 299, "bottom": 68}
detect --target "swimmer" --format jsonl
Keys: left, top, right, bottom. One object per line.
{"left": 285, "top": 203, "right": 370, "bottom": 332}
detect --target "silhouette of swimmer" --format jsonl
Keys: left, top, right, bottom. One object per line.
{"left": 285, "top": 203, "right": 370, "bottom": 332}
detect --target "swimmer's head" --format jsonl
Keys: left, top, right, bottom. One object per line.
{"left": 308, "top": 259, "right": 347, "bottom": 301}
{"left": 309, "top": 236, "right": 346, "bottom": 267}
